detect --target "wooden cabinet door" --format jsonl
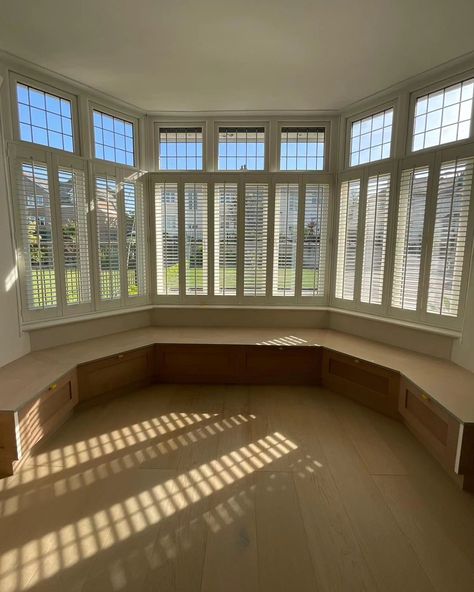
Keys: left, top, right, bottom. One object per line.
{"left": 242, "top": 346, "right": 322, "bottom": 385}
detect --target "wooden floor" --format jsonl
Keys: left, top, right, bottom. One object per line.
{"left": 0, "top": 385, "right": 473, "bottom": 592}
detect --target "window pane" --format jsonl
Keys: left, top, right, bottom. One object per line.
{"left": 214, "top": 183, "right": 238, "bottom": 295}
{"left": 280, "top": 127, "right": 325, "bottom": 170}
{"left": 301, "top": 184, "right": 329, "bottom": 296}
{"left": 155, "top": 183, "right": 179, "bottom": 295}
{"left": 185, "top": 183, "right": 208, "bottom": 295}
{"left": 350, "top": 109, "right": 393, "bottom": 166}
{"left": 335, "top": 180, "right": 360, "bottom": 299}
{"left": 96, "top": 175, "right": 120, "bottom": 301}
{"left": 244, "top": 183, "right": 268, "bottom": 295}
{"left": 159, "top": 128, "right": 203, "bottom": 170}
{"left": 427, "top": 158, "right": 473, "bottom": 317}
{"left": 17, "top": 83, "right": 74, "bottom": 152}
{"left": 361, "top": 173, "right": 390, "bottom": 304}
{"left": 94, "top": 110, "right": 135, "bottom": 166}
{"left": 218, "top": 127, "right": 265, "bottom": 170}
{"left": 124, "top": 181, "right": 147, "bottom": 297}
{"left": 412, "top": 79, "right": 474, "bottom": 151}
{"left": 273, "top": 184, "right": 299, "bottom": 296}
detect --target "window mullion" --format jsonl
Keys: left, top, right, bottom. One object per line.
{"left": 177, "top": 179, "right": 186, "bottom": 297}
{"left": 47, "top": 151, "right": 65, "bottom": 317}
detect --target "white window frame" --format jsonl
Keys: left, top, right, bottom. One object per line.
{"left": 10, "top": 72, "right": 81, "bottom": 155}
{"left": 407, "top": 70, "right": 474, "bottom": 157}
{"left": 277, "top": 120, "right": 331, "bottom": 173}
{"left": 214, "top": 120, "right": 269, "bottom": 173}
{"left": 154, "top": 121, "right": 207, "bottom": 172}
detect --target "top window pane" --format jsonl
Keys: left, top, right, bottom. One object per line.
{"left": 93, "top": 110, "right": 135, "bottom": 166}
{"left": 412, "top": 79, "right": 474, "bottom": 152}
{"left": 349, "top": 108, "right": 393, "bottom": 167}
{"left": 16, "top": 83, "right": 74, "bottom": 152}
{"left": 159, "top": 127, "right": 203, "bottom": 170}
{"left": 218, "top": 127, "right": 265, "bottom": 170}
{"left": 280, "top": 127, "right": 325, "bottom": 170}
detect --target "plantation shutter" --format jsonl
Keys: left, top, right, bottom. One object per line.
{"left": 58, "top": 165, "right": 91, "bottom": 305}
{"left": 155, "top": 183, "right": 179, "bottom": 295}
{"left": 184, "top": 183, "right": 208, "bottom": 295}
{"left": 96, "top": 175, "right": 120, "bottom": 301}
{"left": 361, "top": 173, "right": 391, "bottom": 304}
{"left": 301, "top": 184, "right": 329, "bottom": 296}
{"left": 335, "top": 180, "right": 360, "bottom": 300}
{"left": 244, "top": 183, "right": 268, "bottom": 295}
{"left": 214, "top": 183, "right": 238, "bottom": 295}
{"left": 391, "top": 166, "right": 428, "bottom": 310}
{"left": 124, "top": 180, "right": 147, "bottom": 298}
{"left": 16, "top": 159, "right": 57, "bottom": 310}
{"left": 273, "top": 183, "right": 299, "bottom": 296}
{"left": 427, "top": 157, "right": 473, "bottom": 317}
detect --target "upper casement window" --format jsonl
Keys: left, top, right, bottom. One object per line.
{"left": 280, "top": 127, "right": 325, "bottom": 171}
{"left": 412, "top": 79, "right": 474, "bottom": 152}
{"left": 158, "top": 127, "right": 203, "bottom": 170}
{"left": 349, "top": 108, "right": 393, "bottom": 167}
{"left": 218, "top": 127, "right": 265, "bottom": 171}
{"left": 16, "top": 83, "right": 74, "bottom": 152}
{"left": 93, "top": 110, "right": 135, "bottom": 167}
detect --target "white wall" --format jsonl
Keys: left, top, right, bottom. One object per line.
{"left": 0, "top": 87, "right": 30, "bottom": 367}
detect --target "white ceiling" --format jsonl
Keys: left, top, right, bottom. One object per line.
{"left": 1, "top": 0, "right": 474, "bottom": 113}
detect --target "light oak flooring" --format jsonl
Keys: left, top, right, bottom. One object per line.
{"left": 0, "top": 384, "right": 473, "bottom": 592}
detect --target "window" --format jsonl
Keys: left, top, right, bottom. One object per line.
{"left": 413, "top": 79, "right": 473, "bottom": 151}
{"left": 273, "top": 184, "right": 299, "bottom": 296}
{"left": 214, "top": 183, "right": 238, "bottom": 295}
{"left": 361, "top": 173, "right": 391, "bottom": 304}
{"left": 93, "top": 110, "right": 135, "bottom": 166}
{"left": 159, "top": 128, "right": 203, "bottom": 170}
{"left": 124, "top": 181, "right": 147, "bottom": 298}
{"left": 16, "top": 160, "right": 57, "bottom": 310}
{"left": 184, "top": 183, "right": 208, "bottom": 295}
{"left": 335, "top": 180, "right": 360, "bottom": 299}
{"left": 218, "top": 127, "right": 265, "bottom": 170}
{"left": 427, "top": 157, "right": 473, "bottom": 317}
{"left": 155, "top": 183, "right": 179, "bottom": 295}
{"left": 244, "top": 183, "right": 268, "bottom": 296}
{"left": 349, "top": 108, "right": 393, "bottom": 166}
{"left": 58, "top": 166, "right": 91, "bottom": 305}
{"left": 301, "top": 184, "right": 329, "bottom": 296}
{"left": 17, "top": 83, "right": 74, "bottom": 152}
{"left": 392, "top": 166, "right": 428, "bottom": 311}
{"left": 96, "top": 175, "right": 120, "bottom": 301}
{"left": 280, "top": 127, "right": 325, "bottom": 170}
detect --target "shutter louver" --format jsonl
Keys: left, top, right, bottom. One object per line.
{"left": 361, "top": 173, "right": 391, "bottom": 304}
{"left": 124, "top": 180, "right": 147, "bottom": 297}
{"left": 17, "top": 159, "right": 57, "bottom": 310}
{"left": 96, "top": 175, "right": 120, "bottom": 301}
{"left": 427, "top": 157, "right": 473, "bottom": 317}
{"left": 185, "top": 183, "right": 208, "bottom": 295}
{"left": 273, "top": 183, "right": 299, "bottom": 296}
{"left": 58, "top": 166, "right": 90, "bottom": 305}
{"left": 155, "top": 183, "right": 179, "bottom": 295}
{"left": 335, "top": 180, "right": 360, "bottom": 300}
{"left": 391, "top": 166, "right": 428, "bottom": 310}
{"left": 244, "top": 183, "right": 268, "bottom": 295}
{"left": 214, "top": 183, "right": 238, "bottom": 295}
{"left": 301, "top": 184, "right": 329, "bottom": 296}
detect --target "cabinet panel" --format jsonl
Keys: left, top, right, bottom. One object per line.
{"left": 322, "top": 349, "right": 400, "bottom": 419}
{"left": 242, "top": 346, "right": 322, "bottom": 385}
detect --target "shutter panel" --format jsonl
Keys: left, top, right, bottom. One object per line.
{"left": 58, "top": 165, "right": 91, "bottom": 305}
{"left": 184, "top": 183, "right": 208, "bottom": 295}
{"left": 391, "top": 166, "right": 428, "bottom": 310}
{"left": 273, "top": 183, "right": 299, "bottom": 296}
{"left": 244, "top": 183, "right": 268, "bottom": 295}
{"left": 155, "top": 182, "right": 179, "bottom": 295}
{"left": 96, "top": 175, "right": 120, "bottom": 301}
{"left": 301, "top": 184, "right": 329, "bottom": 296}
{"left": 16, "top": 159, "right": 57, "bottom": 310}
{"left": 361, "top": 173, "right": 391, "bottom": 304}
{"left": 335, "top": 180, "right": 360, "bottom": 300}
{"left": 427, "top": 157, "right": 473, "bottom": 317}
{"left": 124, "top": 180, "right": 147, "bottom": 297}
{"left": 214, "top": 183, "right": 238, "bottom": 295}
